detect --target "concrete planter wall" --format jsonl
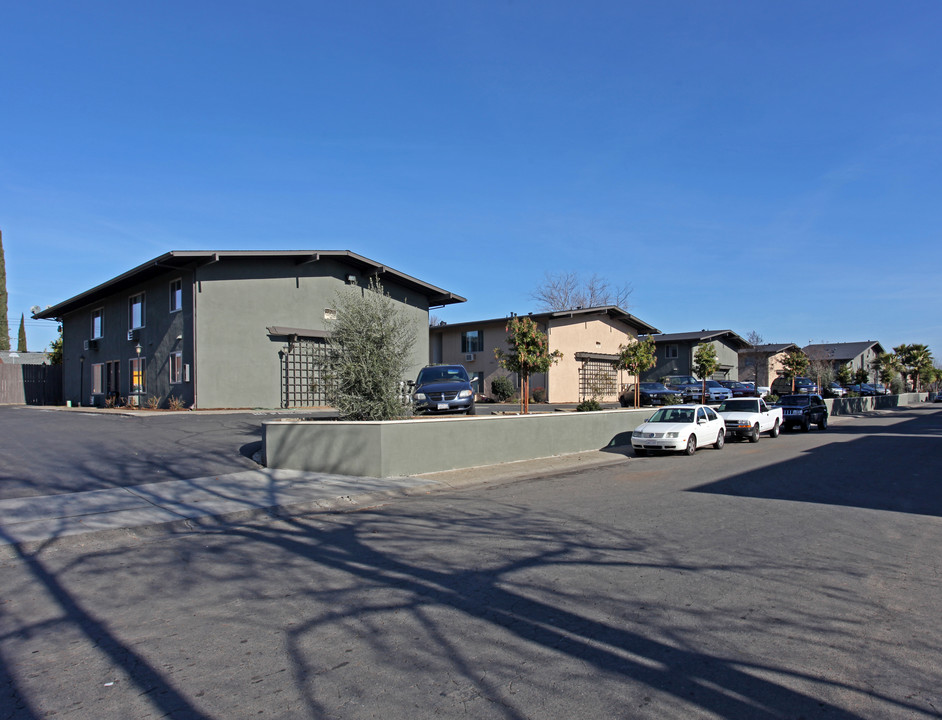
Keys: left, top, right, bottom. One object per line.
{"left": 263, "top": 393, "right": 930, "bottom": 477}
{"left": 825, "top": 392, "right": 926, "bottom": 415}
{"left": 263, "top": 408, "right": 652, "bottom": 477}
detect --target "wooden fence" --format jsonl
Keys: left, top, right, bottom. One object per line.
{"left": 0, "top": 364, "right": 62, "bottom": 405}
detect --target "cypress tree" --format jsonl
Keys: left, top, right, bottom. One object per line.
{"left": 0, "top": 229, "right": 8, "bottom": 352}
{"left": 18, "top": 313, "right": 27, "bottom": 352}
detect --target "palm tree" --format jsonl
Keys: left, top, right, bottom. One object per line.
{"left": 893, "top": 344, "right": 933, "bottom": 391}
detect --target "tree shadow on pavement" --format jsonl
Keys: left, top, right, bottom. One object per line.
{"left": 4, "top": 489, "right": 939, "bottom": 719}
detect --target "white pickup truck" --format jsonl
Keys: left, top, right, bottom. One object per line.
{"left": 716, "top": 397, "right": 783, "bottom": 442}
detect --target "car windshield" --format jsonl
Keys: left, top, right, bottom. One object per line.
{"left": 718, "top": 400, "right": 756, "bottom": 412}
{"left": 795, "top": 378, "right": 813, "bottom": 387}
{"left": 704, "top": 380, "right": 722, "bottom": 388}
{"left": 780, "top": 395, "right": 810, "bottom": 405}
{"left": 416, "top": 367, "right": 469, "bottom": 384}
{"left": 649, "top": 407, "right": 695, "bottom": 423}
{"left": 640, "top": 383, "right": 666, "bottom": 390}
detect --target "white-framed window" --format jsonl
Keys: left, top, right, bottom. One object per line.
{"left": 130, "top": 357, "right": 146, "bottom": 394}
{"left": 91, "top": 363, "right": 105, "bottom": 395}
{"left": 666, "top": 344, "right": 679, "bottom": 359}
{"left": 170, "top": 352, "right": 183, "bottom": 384}
{"left": 169, "top": 279, "right": 183, "bottom": 313}
{"left": 91, "top": 308, "right": 104, "bottom": 339}
{"left": 129, "top": 293, "right": 145, "bottom": 329}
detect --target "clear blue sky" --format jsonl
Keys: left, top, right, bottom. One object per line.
{"left": 3, "top": 1, "right": 941, "bottom": 359}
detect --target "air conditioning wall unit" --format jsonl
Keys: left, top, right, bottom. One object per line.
{"left": 83, "top": 339, "right": 98, "bottom": 351}
{"left": 465, "top": 353, "right": 476, "bottom": 362}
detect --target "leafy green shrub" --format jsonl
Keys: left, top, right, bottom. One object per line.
{"left": 576, "top": 398, "right": 603, "bottom": 412}
{"left": 491, "top": 375, "right": 516, "bottom": 402}
{"left": 530, "top": 386, "right": 546, "bottom": 403}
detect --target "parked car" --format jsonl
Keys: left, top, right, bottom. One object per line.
{"left": 619, "top": 382, "right": 684, "bottom": 407}
{"left": 631, "top": 404, "right": 726, "bottom": 456}
{"left": 411, "top": 364, "right": 475, "bottom": 415}
{"left": 770, "top": 376, "right": 818, "bottom": 396}
{"left": 662, "top": 375, "right": 699, "bottom": 388}
{"left": 718, "top": 380, "right": 756, "bottom": 397}
{"left": 847, "top": 383, "right": 877, "bottom": 396}
{"left": 740, "top": 381, "right": 770, "bottom": 398}
{"left": 825, "top": 382, "right": 846, "bottom": 398}
{"left": 717, "top": 397, "right": 783, "bottom": 441}
{"left": 776, "top": 394, "right": 828, "bottom": 431}
{"left": 686, "top": 379, "right": 734, "bottom": 403}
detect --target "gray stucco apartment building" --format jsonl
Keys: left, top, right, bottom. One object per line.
{"left": 35, "top": 251, "right": 464, "bottom": 409}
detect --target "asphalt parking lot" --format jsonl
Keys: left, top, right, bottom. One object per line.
{"left": 0, "top": 406, "right": 322, "bottom": 499}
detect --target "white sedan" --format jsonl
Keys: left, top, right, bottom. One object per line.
{"left": 631, "top": 404, "right": 726, "bottom": 456}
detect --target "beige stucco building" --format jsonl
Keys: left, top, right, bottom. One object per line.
{"left": 738, "top": 343, "right": 800, "bottom": 387}
{"left": 429, "top": 306, "right": 660, "bottom": 403}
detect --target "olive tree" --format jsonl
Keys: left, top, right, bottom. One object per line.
{"left": 325, "top": 279, "right": 417, "bottom": 420}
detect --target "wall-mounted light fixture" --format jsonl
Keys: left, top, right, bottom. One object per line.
{"left": 135, "top": 342, "right": 142, "bottom": 357}
{"left": 346, "top": 273, "right": 357, "bottom": 284}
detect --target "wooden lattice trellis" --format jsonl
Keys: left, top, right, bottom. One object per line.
{"left": 578, "top": 359, "right": 618, "bottom": 400}
{"left": 281, "top": 338, "right": 334, "bottom": 408}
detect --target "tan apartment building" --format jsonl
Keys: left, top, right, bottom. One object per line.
{"left": 738, "top": 343, "right": 800, "bottom": 387}
{"left": 429, "top": 306, "right": 660, "bottom": 403}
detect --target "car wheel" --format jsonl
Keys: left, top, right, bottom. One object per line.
{"left": 714, "top": 430, "right": 725, "bottom": 450}
{"left": 749, "top": 423, "right": 760, "bottom": 443}
{"left": 466, "top": 406, "right": 476, "bottom": 416}
{"left": 801, "top": 418, "right": 810, "bottom": 432}
{"left": 619, "top": 397, "right": 629, "bottom": 408}
{"left": 633, "top": 447, "right": 647, "bottom": 457}
{"left": 684, "top": 436, "right": 697, "bottom": 456}
{"left": 818, "top": 416, "right": 828, "bottom": 430}
{"left": 770, "top": 420, "right": 780, "bottom": 438}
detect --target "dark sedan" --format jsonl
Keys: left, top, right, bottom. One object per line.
{"left": 718, "top": 380, "right": 756, "bottom": 397}
{"left": 619, "top": 382, "right": 684, "bottom": 407}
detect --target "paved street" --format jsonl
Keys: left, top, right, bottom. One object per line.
{"left": 1, "top": 405, "right": 941, "bottom": 718}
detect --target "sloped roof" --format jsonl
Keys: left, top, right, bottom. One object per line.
{"left": 803, "top": 341, "right": 884, "bottom": 361}
{"left": 429, "top": 305, "right": 660, "bottom": 335}
{"left": 34, "top": 250, "right": 466, "bottom": 319}
{"left": 641, "top": 329, "right": 751, "bottom": 350}
{"left": 748, "top": 343, "right": 800, "bottom": 354}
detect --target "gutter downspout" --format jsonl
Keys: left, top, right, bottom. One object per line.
{"left": 191, "top": 266, "right": 198, "bottom": 410}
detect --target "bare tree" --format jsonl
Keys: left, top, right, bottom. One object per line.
{"left": 744, "top": 331, "right": 764, "bottom": 384}
{"left": 429, "top": 314, "right": 443, "bottom": 327}
{"left": 530, "top": 271, "right": 632, "bottom": 312}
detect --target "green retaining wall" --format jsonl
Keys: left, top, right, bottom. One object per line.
{"left": 263, "top": 393, "right": 930, "bottom": 477}
{"left": 263, "top": 408, "right": 652, "bottom": 477}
